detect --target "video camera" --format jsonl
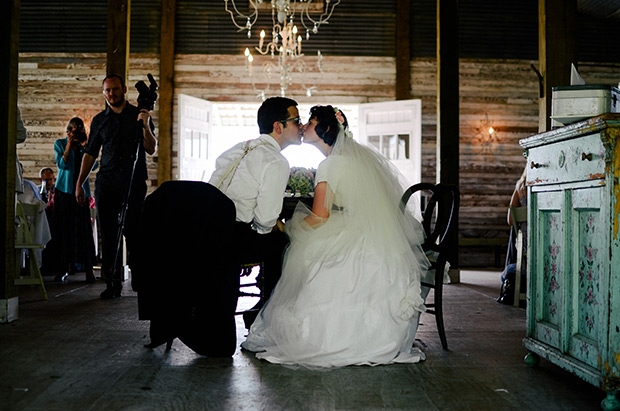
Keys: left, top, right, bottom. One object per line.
{"left": 135, "top": 73, "right": 158, "bottom": 111}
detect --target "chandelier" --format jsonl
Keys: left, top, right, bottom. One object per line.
{"left": 225, "top": 0, "right": 340, "bottom": 99}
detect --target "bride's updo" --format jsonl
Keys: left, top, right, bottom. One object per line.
{"left": 309, "top": 105, "right": 349, "bottom": 146}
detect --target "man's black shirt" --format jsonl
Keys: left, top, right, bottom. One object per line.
{"left": 86, "top": 102, "right": 155, "bottom": 186}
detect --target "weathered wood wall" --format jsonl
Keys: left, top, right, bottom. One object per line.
{"left": 17, "top": 53, "right": 160, "bottom": 190}
{"left": 16, "top": 53, "right": 620, "bottom": 267}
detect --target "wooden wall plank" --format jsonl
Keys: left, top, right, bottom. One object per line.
{"left": 17, "top": 53, "right": 159, "bottom": 193}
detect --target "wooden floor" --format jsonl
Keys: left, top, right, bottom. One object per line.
{"left": 0, "top": 270, "right": 607, "bottom": 410}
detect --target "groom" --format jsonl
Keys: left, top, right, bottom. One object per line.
{"left": 209, "top": 96, "right": 302, "bottom": 327}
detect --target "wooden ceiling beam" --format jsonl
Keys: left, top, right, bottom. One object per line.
{"left": 106, "top": 0, "right": 130, "bottom": 81}
{"left": 158, "top": 0, "right": 175, "bottom": 184}
{"left": 538, "top": 0, "right": 577, "bottom": 132}
{"left": 0, "top": 0, "right": 20, "bottom": 316}
{"left": 395, "top": 0, "right": 411, "bottom": 100}
{"left": 436, "top": 0, "right": 459, "bottom": 270}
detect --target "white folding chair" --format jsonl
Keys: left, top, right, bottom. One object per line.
{"left": 15, "top": 201, "right": 48, "bottom": 300}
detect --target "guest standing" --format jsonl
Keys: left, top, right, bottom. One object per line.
{"left": 498, "top": 167, "right": 528, "bottom": 304}
{"left": 53, "top": 117, "right": 97, "bottom": 283}
{"left": 76, "top": 74, "right": 157, "bottom": 299}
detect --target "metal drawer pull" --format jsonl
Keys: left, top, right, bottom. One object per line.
{"left": 582, "top": 152, "right": 593, "bottom": 161}
{"left": 530, "top": 161, "right": 544, "bottom": 169}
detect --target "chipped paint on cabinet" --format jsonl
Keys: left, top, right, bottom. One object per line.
{"left": 521, "top": 114, "right": 620, "bottom": 404}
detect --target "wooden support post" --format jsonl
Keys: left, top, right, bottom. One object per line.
{"left": 395, "top": 0, "right": 411, "bottom": 100}
{"left": 538, "top": 0, "right": 577, "bottom": 132}
{"left": 106, "top": 0, "right": 131, "bottom": 81}
{"left": 437, "top": 0, "right": 459, "bottom": 271}
{"left": 1, "top": 0, "right": 20, "bottom": 322}
{"left": 158, "top": 0, "right": 176, "bottom": 185}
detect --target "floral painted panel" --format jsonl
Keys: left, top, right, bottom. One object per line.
{"left": 576, "top": 211, "right": 601, "bottom": 341}
{"left": 541, "top": 211, "right": 563, "bottom": 328}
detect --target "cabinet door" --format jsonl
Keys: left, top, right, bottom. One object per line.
{"left": 531, "top": 190, "right": 565, "bottom": 349}
{"left": 567, "top": 186, "right": 606, "bottom": 368}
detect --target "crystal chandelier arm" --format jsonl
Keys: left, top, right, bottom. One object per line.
{"left": 254, "top": 22, "right": 283, "bottom": 55}
{"left": 301, "top": 0, "right": 340, "bottom": 33}
{"left": 224, "top": 0, "right": 258, "bottom": 31}
{"left": 292, "top": 52, "right": 323, "bottom": 92}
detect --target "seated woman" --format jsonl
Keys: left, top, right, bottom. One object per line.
{"left": 242, "top": 106, "right": 429, "bottom": 368}
{"left": 498, "top": 167, "right": 527, "bottom": 304}
{"left": 52, "top": 117, "right": 97, "bottom": 283}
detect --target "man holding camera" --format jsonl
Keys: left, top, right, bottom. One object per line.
{"left": 76, "top": 74, "right": 157, "bottom": 299}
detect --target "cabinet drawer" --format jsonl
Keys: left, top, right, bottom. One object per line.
{"left": 527, "top": 134, "right": 605, "bottom": 186}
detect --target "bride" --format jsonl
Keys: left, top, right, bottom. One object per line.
{"left": 241, "top": 105, "right": 429, "bottom": 367}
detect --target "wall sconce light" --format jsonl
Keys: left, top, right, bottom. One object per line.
{"left": 473, "top": 113, "right": 499, "bottom": 155}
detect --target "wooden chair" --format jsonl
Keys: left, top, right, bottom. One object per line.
{"left": 509, "top": 205, "right": 527, "bottom": 307}
{"left": 14, "top": 201, "right": 48, "bottom": 301}
{"left": 401, "top": 183, "right": 460, "bottom": 350}
{"left": 235, "top": 262, "right": 263, "bottom": 315}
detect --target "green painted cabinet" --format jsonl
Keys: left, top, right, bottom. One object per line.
{"left": 520, "top": 114, "right": 620, "bottom": 410}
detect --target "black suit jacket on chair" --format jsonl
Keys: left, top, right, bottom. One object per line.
{"left": 131, "top": 180, "right": 240, "bottom": 356}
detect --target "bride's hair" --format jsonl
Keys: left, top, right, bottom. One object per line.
{"left": 309, "top": 105, "right": 348, "bottom": 146}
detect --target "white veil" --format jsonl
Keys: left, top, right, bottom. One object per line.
{"left": 285, "top": 124, "right": 429, "bottom": 318}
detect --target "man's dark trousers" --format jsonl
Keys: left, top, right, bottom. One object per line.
{"left": 234, "top": 222, "right": 288, "bottom": 326}
{"left": 95, "top": 177, "right": 147, "bottom": 291}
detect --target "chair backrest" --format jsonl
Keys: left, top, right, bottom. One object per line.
{"left": 15, "top": 201, "right": 44, "bottom": 246}
{"left": 131, "top": 180, "right": 238, "bottom": 293}
{"left": 401, "top": 183, "right": 460, "bottom": 254}
{"left": 509, "top": 205, "right": 527, "bottom": 233}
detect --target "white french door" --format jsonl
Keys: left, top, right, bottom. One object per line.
{"left": 357, "top": 99, "right": 422, "bottom": 187}
{"left": 178, "top": 94, "right": 212, "bottom": 181}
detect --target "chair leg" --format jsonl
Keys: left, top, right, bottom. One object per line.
{"left": 514, "top": 231, "right": 523, "bottom": 307}
{"left": 434, "top": 265, "right": 448, "bottom": 350}
{"left": 435, "top": 294, "right": 448, "bottom": 350}
{"left": 29, "top": 250, "right": 48, "bottom": 301}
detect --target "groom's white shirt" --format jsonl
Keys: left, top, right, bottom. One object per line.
{"left": 209, "top": 134, "right": 289, "bottom": 234}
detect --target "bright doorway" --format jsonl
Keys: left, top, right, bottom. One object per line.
{"left": 177, "top": 97, "right": 420, "bottom": 186}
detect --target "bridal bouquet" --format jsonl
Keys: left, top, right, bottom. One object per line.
{"left": 287, "top": 167, "right": 316, "bottom": 196}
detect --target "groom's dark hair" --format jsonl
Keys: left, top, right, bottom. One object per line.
{"left": 258, "top": 97, "right": 298, "bottom": 134}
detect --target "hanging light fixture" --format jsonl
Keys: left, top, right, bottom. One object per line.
{"left": 225, "top": 0, "right": 340, "bottom": 99}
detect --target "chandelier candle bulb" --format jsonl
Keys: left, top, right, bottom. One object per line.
{"left": 259, "top": 30, "right": 265, "bottom": 49}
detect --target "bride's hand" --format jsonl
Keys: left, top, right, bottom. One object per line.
{"left": 274, "top": 219, "right": 286, "bottom": 232}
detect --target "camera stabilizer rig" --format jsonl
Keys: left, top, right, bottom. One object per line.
{"left": 110, "top": 74, "right": 158, "bottom": 282}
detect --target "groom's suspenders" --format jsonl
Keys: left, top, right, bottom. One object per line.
{"left": 215, "top": 140, "right": 267, "bottom": 191}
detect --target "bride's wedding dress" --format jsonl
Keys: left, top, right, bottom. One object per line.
{"left": 242, "top": 130, "right": 429, "bottom": 368}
